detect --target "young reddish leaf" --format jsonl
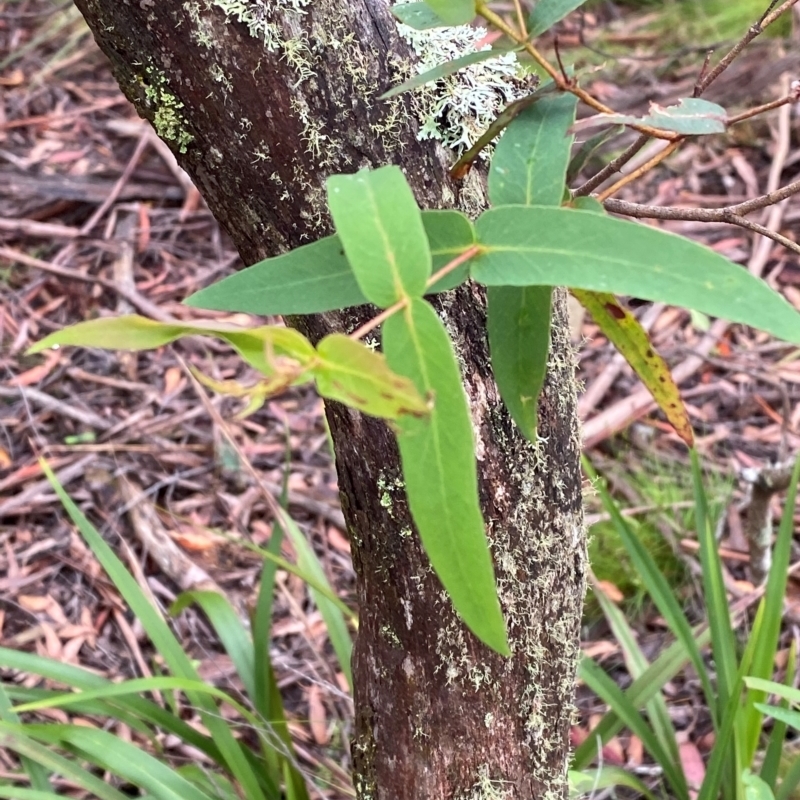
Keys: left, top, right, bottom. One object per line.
{"left": 573, "top": 289, "right": 693, "bottom": 446}
{"left": 314, "top": 334, "right": 429, "bottom": 420}
{"left": 383, "top": 298, "right": 509, "bottom": 655}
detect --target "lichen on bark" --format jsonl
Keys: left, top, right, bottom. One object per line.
{"left": 72, "top": 2, "right": 587, "bottom": 798}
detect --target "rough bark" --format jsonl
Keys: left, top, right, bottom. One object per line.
{"left": 72, "top": 2, "right": 587, "bottom": 797}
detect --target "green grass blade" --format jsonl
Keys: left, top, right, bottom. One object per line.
{"left": 584, "top": 456, "right": 718, "bottom": 724}
{"left": 592, "top": 586, "right": 687, "bottom": 799}
{"left": 0, "top": 681, "right": 52, "bottom": 792}
{"left": 691, "top": 449, "right": 737, "bottom": 715}
{"left": 579, "top": 657, "right": 689, "bottom": 800}
{"left": 761, "top": 640, "right": 798, "bottom": 788}
{"left": 569, "top": 767, "right": 657, "bottom": 800}
{"left": 41, "top": 461, "right": 268, "bottom": 800}
{"left": 742, "top": 457, "right": 800, "bottom": 763}
{"left": 573, "top": 622, "right": 712, "bottom": 768}
{"left": 170, "top": 591, "right": 256, "bottom": 700}
{"left": 51, "top": 725, "right": 217, "bottom": 800}
{"left": 776, "top": 754, "right": 800, "bottom": 800}
{"left": 277, "top": 506, "right": 353, "bottom": 690}
{"left": 0, "top": 722, "right": 130, "bottom": 800}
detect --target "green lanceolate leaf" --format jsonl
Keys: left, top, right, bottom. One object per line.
{"left": 472, "top": 206, "right": 800, "bottom": 344}
{"left": 528, "top": 0, "right": 589, "bottom": 37}
{"left": 185, "top": 210, "right": 475, "bottom": 316}
{"left": 314, "top": 334, "right": 430, "bottom": 419}
{"left": 489, "top": 92, "right": 577, "bottom": 207}
{"left": 381, "top": 48, "right": 516, "bottom": 100}
{"left": 422, "top": 0, "right": 475, "bottom": 27}
{"left": 392, "top": 1, "right": 449, "bottom": 29}
{"left": 487, "top": 286, "right": 551, "bottom": 441}
{"left": 187, "top": 236, "right": 363, "bottom": 315}
{"left": 327, "top": 166, "right": 431, "bottom": 307}
{"left": 27, "top": 315, "right": 316, "bottom": 378}
{"left": 383, "top": 297, "right": 508, "bottom": 654}
{"left": 574, "top": 290, "right": 693, "bottom": 445}
{"left": 566, "top": 125, "right": 625, "bottom": 184}
{"left": 425, "top": 210, "right": 477, "bottom": 292}
{"left": 574, "top": 98, "right": 727, "bottom": 136}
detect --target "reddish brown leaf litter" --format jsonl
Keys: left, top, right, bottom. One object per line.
{"left": 3, "top": 1, "right": 800, "bottom": 796}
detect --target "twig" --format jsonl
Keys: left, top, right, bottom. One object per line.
{"left": 573, "top": 134, "right": 649, "bottom": 197}
{"left": 597, "top": 140, "right": 681, "bottom": 201}
{"left": 602, "top": 200, "right": 800, "bottom": 255}
{"left": 0, "top": 245, "right": 175, "bottom": 322}
{"left": 477, "top": 2, "right": 679, "bottom": 141}
{"left": 693, "top": 0, "right": 800, "bottom": 96}
{"left": 726, "top": 87, "right": 800, "bottom": 127}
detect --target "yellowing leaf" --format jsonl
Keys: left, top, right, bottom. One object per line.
{"left": 574, "top": 290, "right": 693, "bottom": 446}
{"left": 314, "top": 334, "right": 429, "bottom": 420}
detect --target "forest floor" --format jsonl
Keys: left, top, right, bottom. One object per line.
{"left": 2, "top": 1, "right": 800, "bottom": 797}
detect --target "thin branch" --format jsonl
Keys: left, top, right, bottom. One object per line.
{"left": 573, "top": 134, "right": 649, "bottom": 197}
{"left": 597, "top": 140, "right": 681, "bottom": 201}
{"left": 477, "top": 2, "right": 679, "bottom": 141}
{"left": 603, "top": 197, "right": 800, "bottom": 255}
{"left": 693, "top": 0, "right": 800, "bottom": 96}
{"left": 726, "top": 88, "right": 800, "bottom": 126}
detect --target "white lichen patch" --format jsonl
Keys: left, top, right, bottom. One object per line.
{"left": 393, "top": 0, "right": 530, "bottom": 155}
{"left": 211, "top": 0, "right": 311, "bottom": 51}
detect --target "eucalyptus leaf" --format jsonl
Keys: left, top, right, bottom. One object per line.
{"left": 327, "top": 166, "right": 431, "bottom": 307}
{"left": 314, "top": 333, "right": 430, "bottom": 419}
{"left": 573, "top": 98, "right": 727, "bottom": 136}
{"left": 487, "top": 286, "right": 551, "bottom": 441}
{"left": 529, "top": 0, "right": 590, "bottom": 37}
{"left": 422, "top": 0, "right": 475, "bottom": 27}
{"left": 392, "top": 1, "right": 449, "bottom": 29}
{"left": 185, "top": 210, "right": 475, "bottom": 315}
{"left": 473, "top": 206, "right": 800, "bottom": 344}
{"left": 489, "top": 92, "right": 577, "bottom": 206}
{"left": 383, "top": 298, "right": 508, "bottom": 654}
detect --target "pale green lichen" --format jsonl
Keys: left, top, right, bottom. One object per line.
{"left": 141, "top": 65, "right": 194, "bottom": 153}
{"left": 393, "top": 0, "right": 529, "bottom": 156}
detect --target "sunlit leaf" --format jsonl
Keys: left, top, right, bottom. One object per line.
{"left": 574, "top": 290, "right": 693, "bottom": 445}
{"left": 327, "top": 166, "right": 431, "bottom": 307}
{"left": 529, "top": 0, "right": 590, "bottom": 37}
{"left": 487, "top": 286, "right": 551, "bottom": 441}
{"left": 383, "top": 298, "right": 508, "bottom": 654}
{"left": 489, "top": 92, "right": 577, "bottom": 206}
{"left": 472, "top": 206, "right": 800, "bottom": 344}
{"left": 314, "top": 334, "right": 429, "bottom": 419}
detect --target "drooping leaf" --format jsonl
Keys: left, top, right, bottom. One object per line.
{"left": 472, "top": 206, "right": 800, "bottom": 344}
{"left": 487, "top": 286, "right": 551, "bottom": 441}
{"left": 383, "top": 297, "right": 508, "bottom": 654}
{"left": 422, "top": 0, "right": 476, "bottom": 27}
{"left": 392, "top": 1, "right": 449, "bottom": 29}
{"left": 573, "top": 98, "right": 727, "bottom": 136}
{"left": 529, "top": 0, "right": 590, "bottom": 37}
{"left": 574, "top": 289, "right": 693, "bottom": 446}
{"left": 450, "top": 90, "right": 548, "bottom": 179}
{"left": 314, "top": 333, "right": 430, "bottom": 419}
{"left": 327, "top": 166, "right": 431, "bottom": 307}
{"left": 185, "top": 211, "right": 475, "bottom": 316}
{"left": 566, "top": 124, "right": 625, "bottom": 183}
{"left": 489, "top": 92, "right": 577, "bottom": 206}
{"left": 27, "top": 315, "right": 316, "bottom": 377}
{"left": 380, "top": 48, "right": 517, "bottom": 100}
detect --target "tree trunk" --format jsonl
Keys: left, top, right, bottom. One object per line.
{"left": 72, "top": 2, "right": 587, "bottom": 797}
